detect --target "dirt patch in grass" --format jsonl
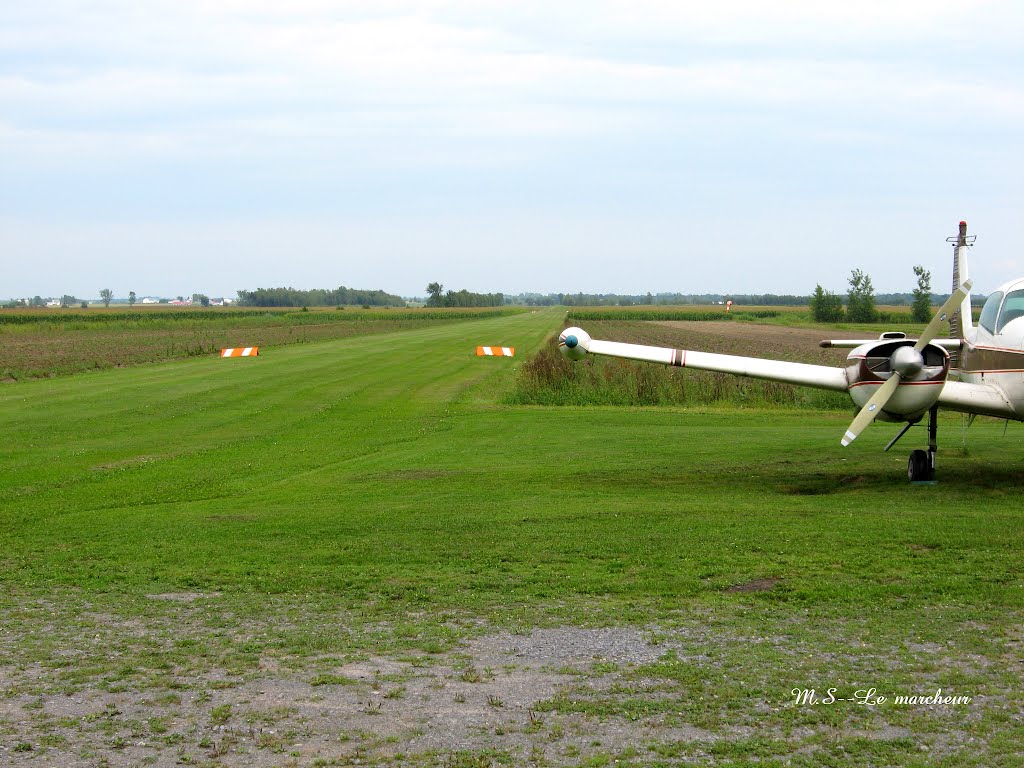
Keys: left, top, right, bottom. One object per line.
{"left": 145, "top": 592, "right": 223, "bottom": 603}
{"left": 0, "top": 595, "right": 1016, "bottom": 766}
{"left": 0, "top": 613, "right": 675, "bottom": 766}
{"left": 90, "top": 455, "right": 160, "bottom": 472}
{"left": 725, "top": 578, "right": 780, "bottom": 593}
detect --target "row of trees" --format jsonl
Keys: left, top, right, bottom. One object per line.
{"left": 0, "top": 270, "right": 946, "bottom": 318}
{"left": 424, "top": 283, "right": 505, "bottom": 307}
{"left": 98, "top": 289, "right": 138, "bottom": 307}
{"left": 810, "top": 266, "right": 934, "bottom": 323}
{"left": 236, "top": 286, "right": 404, "bottom": 307}
{"left": 502, "top": 290, "right": 948, "bottom": 308}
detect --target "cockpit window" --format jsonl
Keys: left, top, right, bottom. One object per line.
{"left": 997, "top": 290, "right": 1024, "bottom": 333}
{"left": 979, "top": 291, "right": 1002, "bottom": 334}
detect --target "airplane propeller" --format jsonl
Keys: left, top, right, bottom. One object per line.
{"left": 840, "top": 279, "right": 973, "bottom": 446}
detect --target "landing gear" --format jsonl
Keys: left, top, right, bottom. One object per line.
{"left": 908, "top": 450, "right": 932, "bottom": 481}
{"left": 907, "top": 405, "right": 939, "bottom": 482}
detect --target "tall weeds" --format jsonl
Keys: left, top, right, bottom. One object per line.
{"left": 506, "top": 336, "right": 849, "bottom": 410}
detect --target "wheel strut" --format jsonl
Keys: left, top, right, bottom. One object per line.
{"left": 909, "top": 409, "right": 937, "bottom": 481}
{"left": 908, "top": 405, "right": 939, "bottom": 482}
{"left": 927, "top": 404, "right": 938, "bottom": 477}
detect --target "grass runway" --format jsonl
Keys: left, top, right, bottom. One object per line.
{"left": 1, "top": 308, "right": 1022, "bottom": 766}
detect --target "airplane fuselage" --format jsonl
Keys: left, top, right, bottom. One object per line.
{"left": 957, "top": 277, "right": 1024, "bottom": 420}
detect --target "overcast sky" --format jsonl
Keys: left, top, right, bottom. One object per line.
{"left": 2, "top": 1, "right": 1022, "bottom": 300}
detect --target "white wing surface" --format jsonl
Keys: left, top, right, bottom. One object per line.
{"left": 937, "top": 380, "right": 1018, "bottom": 419}
{"left": 571, "top": 335, "right": 850, "bottom": 392}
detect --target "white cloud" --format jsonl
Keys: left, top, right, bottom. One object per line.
{"left": 1, "top": 1, "right": 1022, "bottom": 296}
{"left": 4, "top": 2, "right": 1022, "bottom": 127}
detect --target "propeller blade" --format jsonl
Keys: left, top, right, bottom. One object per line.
{"left": 842, "top": 279, "right": 973, "bottom": 447}
{"left": 841, "top": 374, "right": 902, "bottom": 446}
{"left": 914, "top": 279, "right": 972, "bottom": 352}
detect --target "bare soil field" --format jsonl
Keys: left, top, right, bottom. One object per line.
{"left": 653, "top": 320, "right": 855, "bottom": 352}
{"left": 598, "top": 320, "right": 854, "bottom": 366}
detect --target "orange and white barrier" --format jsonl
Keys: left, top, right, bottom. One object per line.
{"left": 476, "top": 346, "right": 514, "bottom": 357}
{"left": 221, "top": 347, "right": 259, "bottom": 357}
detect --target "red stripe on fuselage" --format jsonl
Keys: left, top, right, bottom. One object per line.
{"left": 847, "top": 380, "right": 943, "bottom": 389}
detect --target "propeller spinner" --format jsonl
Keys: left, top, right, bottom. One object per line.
{"left": 840, "top": 279, "right": 972, "bottom": 446}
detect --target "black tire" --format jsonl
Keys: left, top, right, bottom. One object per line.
{"left": 908, "top": 450, "right": 932, "bottom": 481}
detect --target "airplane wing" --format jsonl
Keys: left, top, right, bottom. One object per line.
{"left": 937, "top": 379, "right": 1018, "bottom": 420}
{"left": 561, "top": 327, "right": 1020, "bottom": 420}
{"left": 569, "top": 335, "right": 850, "bottom": 392}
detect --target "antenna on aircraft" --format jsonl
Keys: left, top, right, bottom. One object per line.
{"left": 948, "top": 220, "right": 976, "bottom": 354}
{"left": 946, "top": 220, "right": 976, "bottom": 248}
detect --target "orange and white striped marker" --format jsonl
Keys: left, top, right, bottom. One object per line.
{"left": 220, "top": 347, "right": 259, "bottom": 357}
{"left": 476, "top": 346, "right": 514, "bottom": 357}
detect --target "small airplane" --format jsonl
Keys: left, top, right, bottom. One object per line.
{"left": 558, "top": 222, "right": 1024, "bottom": 481}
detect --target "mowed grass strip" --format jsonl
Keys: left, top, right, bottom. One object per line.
{"left": 1, "top": 307, "right": 1022, "bottom": 615}
{"left": 0, "top": 306, "right": 523, "bottom": 380}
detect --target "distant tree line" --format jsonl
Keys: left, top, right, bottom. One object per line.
{"left": 424, "top": 283, "right": 504, "bottom": 307}
{"left": 503, "top": 292, "right": 812, "bottom": 306}
{"left": 502, "top": 291, "right": 971, "bottom": 308}
{"left": 236, "top": 286, "right": 405, "bottom": 307}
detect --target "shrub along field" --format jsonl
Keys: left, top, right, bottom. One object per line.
{"left": 1, "top": 308, "right": 1022, "bottom": 766}
{"left": 508, "top": 318, "right": 863, "bottom": 410}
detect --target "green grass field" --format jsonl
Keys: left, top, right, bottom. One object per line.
{"left": 0, "top": 305, "right": 523, "bottom": 380}
{"left": 1, "top": 308, "right": 1022, "bottom": 766}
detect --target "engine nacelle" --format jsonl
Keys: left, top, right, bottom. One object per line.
{"left": 845, "top": 339, "right": 950, "bottom": 422}
{"left": 558, "top": 327, "right": 592, "bottom": 361}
